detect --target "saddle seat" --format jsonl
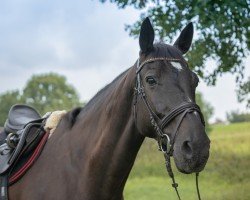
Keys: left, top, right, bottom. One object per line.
{"left": 4, "top": 104, "right": 41, "bottom": 134}
{"left": 0, "top": 104, "right": 48, "bottom": 186}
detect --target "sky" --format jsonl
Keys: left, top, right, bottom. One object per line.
{"left": 0, "top": 0, "right": 249, "bottom": 122}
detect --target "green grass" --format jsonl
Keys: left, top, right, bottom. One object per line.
{"left": 124, "top": 122, "right": 250, "bottom": 200}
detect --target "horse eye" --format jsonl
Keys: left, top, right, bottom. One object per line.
{"left": 146, "top": 76, "right": 157, "bottom": 85}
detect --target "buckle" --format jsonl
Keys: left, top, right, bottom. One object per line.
{"left": 6, "top": 133, "right": 19, "bottom": 149}
{"left": 159, "top": 134, "right": 171, "bottom": 154}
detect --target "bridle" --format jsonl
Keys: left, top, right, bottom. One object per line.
{"left": 133, "top": 57, "right": 205, "bottom": 200}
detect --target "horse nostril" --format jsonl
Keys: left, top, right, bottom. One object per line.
{"left": 182, "top": 141, "right": 193, "bottom": 159}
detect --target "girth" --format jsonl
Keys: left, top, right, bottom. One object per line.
{"left": 133, "top": 57, "right": 205, "bottom": 200}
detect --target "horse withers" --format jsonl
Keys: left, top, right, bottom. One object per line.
{"left": 9, "top": 18, "right": 210, "bottom": 200}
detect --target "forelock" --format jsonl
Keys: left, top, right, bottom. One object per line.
{"left": 152, "top": 43, "right": 183, "bottom": 59}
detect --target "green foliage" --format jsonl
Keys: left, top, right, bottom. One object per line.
{"left": 0, "top": 90, "right": 24, "bottom": 126}
{"left": 226, "top": 110, "right": 250, "bottom": 123}
{"left": 125, "top": 122, "right": 250, "bottom": 200}
{"left": 0, "top": 73, "right": 82, "bottom": 126}
{"left": 100, "top": 0, "right": 250, "bottom": 86}
{"left": 22, "top": 73, "right": 81, "bottom": 114}
{"left": 196, "top": 92, "right": 214, "bottom": 133}
{"left": 237, "top": 77, "right": 250, "bottom": 108}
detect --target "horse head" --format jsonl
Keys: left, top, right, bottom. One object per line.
{"left": 134, "top": 18, "right": 210, "bottom": 174}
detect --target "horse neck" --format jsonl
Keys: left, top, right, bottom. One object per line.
{"left": 69, "top": 66, "right": 145, "bottom": 198}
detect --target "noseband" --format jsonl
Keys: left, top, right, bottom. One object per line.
{"left": 133, "top": 57, "right": 205, "bottom": 200}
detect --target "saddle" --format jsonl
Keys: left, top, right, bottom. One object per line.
{"left": 4, "top": 104, "right": 41, "bottom": 134}
{"left": 0, "top": 104, "right": 49, "bottom": 200}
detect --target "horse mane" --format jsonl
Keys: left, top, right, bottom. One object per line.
{"left": 62, "top": 69, "right": 130, "bottom": 128}
{"left": 81, "top": 69, "right": 129, "bottom": 113}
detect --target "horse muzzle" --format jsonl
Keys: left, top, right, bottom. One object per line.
{"left": 173, "top": 137, "right": 210, "bottom": 174}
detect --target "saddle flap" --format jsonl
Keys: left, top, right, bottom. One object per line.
{"left": 0, "top": 123, "right": 45, "bottom": 175}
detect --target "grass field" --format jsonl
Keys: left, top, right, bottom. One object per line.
{"left": 124, "top": 122, "right": 250, "bottom": 200}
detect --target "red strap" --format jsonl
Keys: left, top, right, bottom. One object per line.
{"left": 9, "top": 132, "right": 49, "bottom": 184}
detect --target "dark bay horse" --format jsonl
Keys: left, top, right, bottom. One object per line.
{"left": 9, "top": 18, "right": 210, "bottom": 200}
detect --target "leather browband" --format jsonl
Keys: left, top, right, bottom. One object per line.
{"left": 136, "top": 57, "right": 187, "bottom": 74}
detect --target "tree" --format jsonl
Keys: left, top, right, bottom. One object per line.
{"left": 226, "top": 110, "right": 250, "bottom": 123}
{"left": 0, "top": 73, "right": 82, "bottom": 126}
{"left": 0, "top": 90, "right": 23, "bottom": 126}
{"left": 100, "top": 0, "right": 249, "bottom": 84}
{"left": 237, "top": 77, "right": 250, "bottom": 108}
{"left": 196, "top": 92, "right": 214, "bottom": 133}
{"left": 22, "top": 73, "right": 81, "bottom": 114}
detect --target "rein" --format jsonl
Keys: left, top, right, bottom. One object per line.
{"left": 133, "top": 57, "right": 205, "bottom": 200}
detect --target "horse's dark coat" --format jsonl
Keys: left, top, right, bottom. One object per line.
{"left": 9, "top": 18, "right": 210, "bottom": 200}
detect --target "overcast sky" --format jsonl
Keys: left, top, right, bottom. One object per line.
{"left": 0, "top": 0, "right": 249, "bottom": 122}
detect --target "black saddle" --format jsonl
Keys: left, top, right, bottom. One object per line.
{"left": 0, "top": 104, "right": 49, "bottom": 200}
{"left": 0, "top": 104, "right": 46, "bottom": 173}
{"left": 0, "top": 123, "right": 45, "bottom": 173}
{"left": 4, "top": 104, "right": 41, "bottom": 134}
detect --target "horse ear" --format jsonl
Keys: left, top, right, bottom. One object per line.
{"left": 174, "top": 22, "right": 194, "bottom": 54}
{"left": 139, "top": 17, "right": 155, "bottom": 53}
